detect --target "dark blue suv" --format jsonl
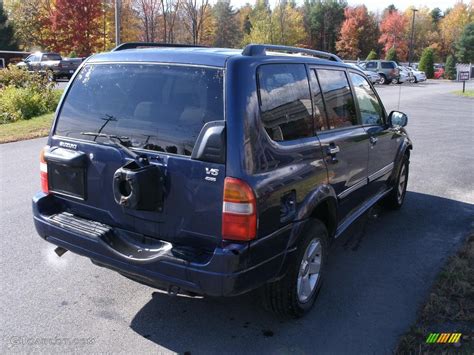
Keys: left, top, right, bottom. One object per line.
{"left": 33, "top": 43, "right": 412, "bottom": 317}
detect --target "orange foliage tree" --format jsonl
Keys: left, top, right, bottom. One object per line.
{"left": 378, "top": 10, "right": 409, "bottom": 61}
{"left": 336, "top": 5, "right": 378, "bottom": 60}
{"left": 50, "top": 0, "right": 103, "bottom": 56}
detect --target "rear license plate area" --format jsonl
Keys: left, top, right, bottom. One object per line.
{"left": 48, "top": 162, "right": 86, "bottom": 199}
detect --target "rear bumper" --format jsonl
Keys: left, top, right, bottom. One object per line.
{"left": 32, "top": 193, "right": 295, "bottom": 297}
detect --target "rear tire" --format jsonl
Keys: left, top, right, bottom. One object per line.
{"left": 262, "top": 219, "right": 328, "bottom": 318}
{"left": 384, "top": 154, "right": 409, "bottom": 210}
{"left": 379, "top": 74, "right": 388, "bottom": 85}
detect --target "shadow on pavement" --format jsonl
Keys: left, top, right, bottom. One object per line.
{"left": 129, "top": 191, "right": 474, "bottom": 354}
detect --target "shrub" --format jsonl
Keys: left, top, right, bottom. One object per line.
{"left": 366, "top": 50, "right": 378, "bottom": 60}
{"left": 445, "top": 55, "right": 456, "bottom": 80}
{"left": 0, "top": 64, "right": 54, "bottom": 91}
{"left": 419, "top": 48, "right": 435, "bottom": 79}
{"left": 385, "top": 48, "right": 398, "bottom": 62}
{"left": 0, "top": 66, "right": 61, "bottom": 123}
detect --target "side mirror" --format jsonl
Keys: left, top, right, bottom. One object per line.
{"left": 388, "top": 111, "right": 408, "bottom": 127}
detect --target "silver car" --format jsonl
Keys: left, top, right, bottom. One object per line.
{"left": 347, "top": 63, "right": 381, "bottom": 84}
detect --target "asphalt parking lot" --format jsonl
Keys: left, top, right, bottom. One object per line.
{"left": 1, "top": 80, "right": 473, "bottom": 354}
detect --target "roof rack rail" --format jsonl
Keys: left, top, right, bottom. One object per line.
{"left": 112, "top": 42, "right": 206, "bottom": 52}
{"left": 242, "top": 44, "right": 342, "bottom": 62}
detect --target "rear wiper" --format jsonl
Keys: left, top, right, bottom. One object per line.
{"left": 81, "top": 132, "right": 142, "bottom": 162}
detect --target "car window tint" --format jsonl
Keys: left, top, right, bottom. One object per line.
{"left": 366, "top": 62, "right": 376, "bottom": 69}
{"left": 258, "top": 64, "right": 313, "bottom": 141}
{"left": 43, "top": 54, "right": 62, "bottom": 61}
{"left": 317, "top": 69, "right": 358, "bottom": 129}
{"left": 381, "top": 62, "right": 395, "bottom": 69}
{"left": 55, "top": 64, "right": 224, "bottom": 156}
{"left": 309, "top": 69, "right": 328, "bottom": 131}
{"left": 349, "top": 72, "right": 384, "bottom": 125}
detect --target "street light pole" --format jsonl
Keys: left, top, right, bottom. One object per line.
{"left": 408, "top": 8, "right": 418, "bottom": 67}
{"left": 115, "top": 0, "right": 121, "bottom": 47}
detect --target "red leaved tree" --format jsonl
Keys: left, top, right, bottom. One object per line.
{"left": 378, "top": 10, "right": 409, "bottom": 61}
{"left": 51, "top": 0, "right": 103, "bottom": 56}
{"left": 336, "top": 5, "right": 378, "bottom": 60}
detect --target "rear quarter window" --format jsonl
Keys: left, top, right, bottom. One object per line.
{"left": 54, "top": 63, "right": 224, "bottom": 156}
{"left": 381, "top": 62, "right": 396, "bottom": 69}
{"left": 257, "top": 63, "right": 313, "bottom": 142}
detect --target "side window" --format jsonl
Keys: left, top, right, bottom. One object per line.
{"left": 381, "top": 62, "right": 395, "bottom": 69}
{"left": 349, "top": 72, "right": 384, "bottom": 125}
{"left": 309, "top": 69, "right": 328, "bottom": 131}
{"left": 317, "top": 69, "right": 358, "bottom": 129}
{"left": 366, "top": 62, "right": 377, "bottom": 69}
{"left": 258, "top": 64, "right": 313, "bottom": 142}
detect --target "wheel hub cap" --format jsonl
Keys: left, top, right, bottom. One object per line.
{"left": 297, "top": 239, "right": 322, "bottom": 303}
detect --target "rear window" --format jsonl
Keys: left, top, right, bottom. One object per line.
{"left": 43, "top": 54, "right": 62, "bottom": 61}
{"left": 381, "top": 62, "right": 396, "bottom": 69}
{"left": 55, "top": 64, "right": 224, "bottom": 156}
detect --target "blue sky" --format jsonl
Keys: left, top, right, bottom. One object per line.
{"left": 226, "top": 0, "right": 461, "bottom": 12}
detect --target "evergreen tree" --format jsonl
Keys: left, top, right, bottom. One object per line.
{"left": 456, "top": 23, "right": 474, "bottom": 63}
{"left": 0, "top": 3, "right": 18, "bottom": 50}
{"left": 366, "top": 49, "right": 377, "bottom": 60}
{"left": 213, "top": 0, "right": 240, "bottom": 48}
{"left": 444, "top": 55, "right": 456, "bottom": 80}
{"left": 419, "top": 47, "right": 435, "bottom": 78}
{"left": 385, "top": 47, "right": 398, "bottom": 62}
{"left": 308, "top": 0, "right": 346, "bottom": 53}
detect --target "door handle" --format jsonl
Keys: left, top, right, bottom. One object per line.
{"left": 327, "top": 145, "right": 340, "bottom": 155}
{"left": 326, "top": 144, "right": 340, "bottom": 164}
{"left": 370, "top": 136, "right": 378, "bottom": 145}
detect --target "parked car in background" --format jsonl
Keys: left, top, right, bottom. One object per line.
{"left": 16, "top": 52, "right": 83, "bottom": 80}
{"left": 393, "top": 66, "right": 411, "bottom": 84}
{"left": 32, "top": 43, "right": 412, "bottom": 318}
{"left": 347, "top": 63, "right": 381, "bottom": 84}
{"left": 406, "top": 67, "right": 427, "bottom": 83}
{"left": 362, "top": 60, "right": 400, "bottom": 85}
{"left": 434, "top": 67, "right": 444, "bottom": 79}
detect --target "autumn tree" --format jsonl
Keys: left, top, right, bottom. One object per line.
{"left": 336, "top": 5, "right": 378, "bottom": 59}
{"left": 272, "top": 0, "right": 306, "bottom": 46}
{"left": 456, "top": 22, "right": 474, "bottom": 63}
{"left": 160, "top": 0, "right": 181, "bottom": 42}
{"left": 404, "top": 6, "right": 440, "bottom": 61}
{"left": 243, "top": 0, "right": 272, "bottom": 44}
{"left": 439, "top": 2, "right": 472, "bottom": 57}
{"left": 378, "top": 9, "right": 409, "bottom": 61}
{"left": 51, "top": 0, "right": 103, "bottom": 56}
{"left": 306, "top": 0, "right": 346, "bottom": 52}
{"left": 3, "top": 0, "right": 53, "bottom": 50}
{"left": 237, "top": 4, "right": 252, "bottom": 40}
{"left": 213, "top": 0, "right": 239, "bottom": 47}
{"left": 135, "top": 0, "right": 160, "bottom": 42}
{"left": 182, "top": 0, "right": 211, "bottom": 44}
{"left": 0, "top": 3, "right": 18, "bottom": 50}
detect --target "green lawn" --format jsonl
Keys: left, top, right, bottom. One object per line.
{"left": 453, "top": 89, "right": 474, "bottom": 97}
{"left": 0, "top": 113, "right": 54, "bottom": 144}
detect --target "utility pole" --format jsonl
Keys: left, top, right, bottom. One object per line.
{"left": 408, "top": 8, "right": 418, "bottom": 67}
{"left": 115, "top": 0, "right": 121, "bottom": 47}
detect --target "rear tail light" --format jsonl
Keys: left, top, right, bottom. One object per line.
{"left": 222, "top": 177, "right": 257, "bottom": 241}
{"left": 40, "top": 146, "right": 49, "bottom": 193}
